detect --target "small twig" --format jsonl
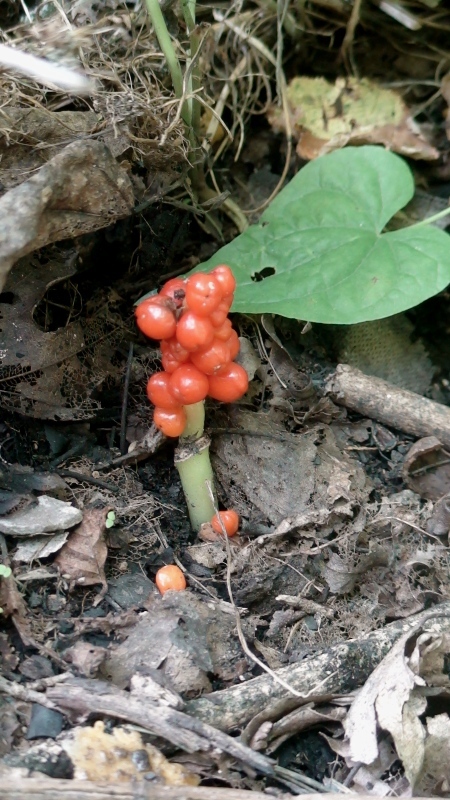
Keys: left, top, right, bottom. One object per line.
{"left": 0, "top": 675, "right": 58, "bottom": 710}
{"left": 120, "top": 343, "right": 134, "bottom": 456}
{"left": 56, "top": 470, "right": 120, "bottom": 494}
{"left": 340, "top": 0, "right": 363, "bottom": 65}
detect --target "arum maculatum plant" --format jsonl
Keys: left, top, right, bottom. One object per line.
{"left": 135, "top": 266, "right": 247, "bottom": 533}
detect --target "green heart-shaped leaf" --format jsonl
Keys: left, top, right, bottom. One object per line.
{"left": 198, "top": 146, "right": 450, "bottom": 324}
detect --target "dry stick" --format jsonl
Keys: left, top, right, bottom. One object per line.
{"left": 185, "top": 602, "right": 450, "bottom": 731}
{"left": 119, "top": 342, "right": 134, "bottom": 456}
{"left": 340, "top": 0, "right": 363, "bottom": 66}
{"left": 45, "top": 677, "right": 274, "bottom": 776}
{"left": 325, "top": 364, "right": 450, "bottom": 449}
{"left": 0, "top": 775, "right": 300, "bottom": 800}
{"left": 0, "top": 776, "right": 442, "bottom": 800}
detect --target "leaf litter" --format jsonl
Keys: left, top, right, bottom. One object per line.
{"left": 4, "top": 0, "right": 450, "bottom": 797}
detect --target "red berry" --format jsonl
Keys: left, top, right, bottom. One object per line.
{"left": 213, "top": 318, "right": 233, "bottom": 341}
{"left": 161, "top": 337, "right": 190, "bottom": 363}
{"left": 226, "top": 329, "right": 240, "bottom": 361}
{"left": 185, "top": 273, "right": 222, "bottom": 316}
{"left": 211, "top": 510, "right": 240, "bottom": 537}
{"left": 211, "top": 265, "right": 236, "bottom": 295}
{"left": 160, "top": 337, "right": 191, "bottom": 373}
{"left": 155, "top": 564, "right": 186, "bottom": 593}
{"left": 146, "top": 372, "right": 180, "bottom": 409}
{"left": 191, "top": 338, "right": 232, "bottom": 375}
{"left": 136, "top": 296, "right": 176, "bottom": 340}
{"left": 176, "top": 311, "right": 215, "bottom": 351}
{"left": 209, "top": 295, "right": 233, "bottom": 327}
{"left": 153, "top": 406, "right": 186, "bottom": 437}
{"left": 208, "top": 362, "right": 248, "bottom": 402}
{"left": 169, "top": 364, "right": 209, "bottom": 405}
{"left": 159, "top": 277, "right": 186, "bottom": 308}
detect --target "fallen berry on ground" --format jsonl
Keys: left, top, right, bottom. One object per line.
{"left": 155, "top": 564, "right": 187, "bottom": 594}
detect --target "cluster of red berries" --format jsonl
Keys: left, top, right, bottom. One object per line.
{"left": 135, "top": 266, "right": 248, "bottom": 437}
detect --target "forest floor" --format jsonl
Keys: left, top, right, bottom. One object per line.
{"left": 2, "top": 1, "right": 450, "bottom": 797}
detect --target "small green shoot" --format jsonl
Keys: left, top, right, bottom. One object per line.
{"left": 0, "top": 564, "right": 12, "bottom": 614}
{"left": 105, "top": 511, "right": 116, "bottom": 529}
{"left": 197, "top": 146, "right": 450, "bottom": 324}
{"left": 0, "top": 565, "right": 11, "bottom": 578}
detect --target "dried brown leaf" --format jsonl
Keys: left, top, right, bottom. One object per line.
{"left": 324, "top": 548, "right": 389, "bottom": 595}
{"left": 0, "top": 140, "right": 133, "bottom": 292}
{"left": 344, "top": 616, "right": 450, "bottom": 789}
{"left": 54, "top": 507, "right": 110, "bottom": 594}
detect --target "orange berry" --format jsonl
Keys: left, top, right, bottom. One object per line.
{"left": 213, "top": 318, "right": 233, "bottom": 341}
{"left": 211, "top": 265, "right": 236, "bottom": 295}
{"left": 146, "top": 372, "right": 179, "bottom": 409}
{"left": 209, "top": 295, "right": 233, "bottom": 327}
{"left": 211, "top": 510, "right": 240, "bottom": 537}
{"left": 153, "top": 406, "right": 186, "bottom": 437}
{"left": 176, "top": 311, "right": 215, "bottom": 351}
{"left": 185, "top": 273, "right": 222, "bottom": 316}
{"left": 169, "top": 364, "right": 209, "bottom": 405}
{"left": 191, "top": 338, "right": 232, "bottom": 375}
{"left": 155, "top": 565, "right": 187, "bottom": 594}
{"left": 136, "top": 296, "right": 176, "bottom": 340}
{"left": 208, "top": 362, "right": 248, "bottom": 403}
{"left": 159, "top": 277, "right": 186, "bottom": 308}
{"left": 161, "top": 352, "right": 183, "bottom": 373}
{"left": 226, "top": 329, "right": 240, "bottom": 361}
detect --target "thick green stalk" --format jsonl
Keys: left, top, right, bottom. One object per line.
{"left": 175, "top": 435, "right": 216, "bottom": 531}
{"left": 182, "top": 400, "right": 205, "bottom": 439}
{"left": 175, "top": 402, "right": 217, "bottom": 530}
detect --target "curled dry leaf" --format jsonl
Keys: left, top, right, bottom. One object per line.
{"left": 323, "top": 547, "right": 389, "bottom": 595}
{"left": 63, "top": 641, "right": 107, "bottom": 678}
{"left": 54, "top": 507, "right": 111, "bottom": 597}
{"left": 344, "top": 613, "right": 450, "bottom": 790}
{"left": 403, "top": 436, "right": 450, "bottom": 500}
{"left": 0, "top": 108, "right": 100, "bottom": 192}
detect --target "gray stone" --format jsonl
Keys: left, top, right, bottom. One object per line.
{"left": 0, "top": 495, "right": 82, "bottom": 536}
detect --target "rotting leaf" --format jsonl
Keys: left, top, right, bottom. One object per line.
{"left": 417, "top": 713, "right": 450, "bottom": 795}
{"left": 63, "top": 641, "right": 107, "bottom": 678}
{"left": 267, "top": 76, "right": 438, "bottom": 161}
{"left": 427, "top": 493, "right": 450, "bottom": 538}
{"left": 103, "top": 591, "right": 247, "bottom": 694}
{"left": 0, "top": 139, "right": 133, "bottom": 292}
{"left": 403, "top": 436, "right": 450, "bottom": 500}
{"left": 0, "top": 252, "right": 124, "bottom": 420}
{"left": 323, "top": 548, "right": 389, "bottom": 595}
{"left": 212, "top": 409, "right": 369, "bottom": 525}
{"left": 54, "top": 507, "right": 110, "bottom": 598}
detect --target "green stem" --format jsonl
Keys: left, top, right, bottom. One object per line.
{"left": 182, "top": 401, "right": 205, "bottom": 439}
{"left": 180, "top": 0, "right": 201, "bottom": 137}
{"left": 144, "top": 0, "right": 187, "bottom": 119}
{"left": 175, "top": 434, "right": 217, "bottom": 530}
{"left": 408, "top": 205, "right": 450, "bottom": 229}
